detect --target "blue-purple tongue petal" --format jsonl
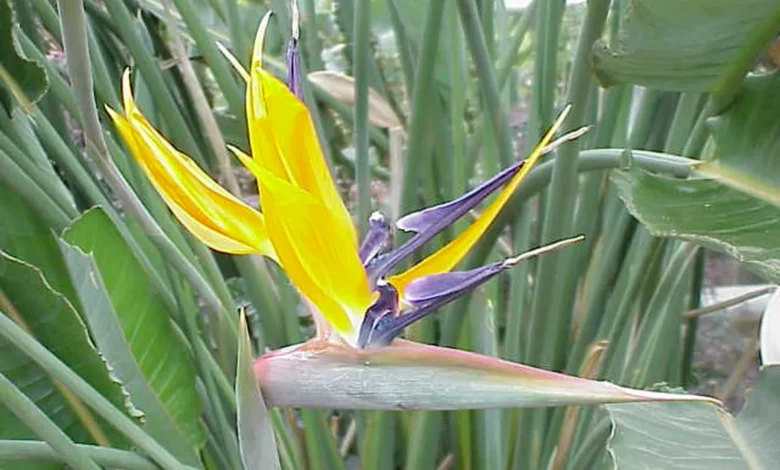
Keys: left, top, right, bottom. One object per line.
{"left": 365, "top": 236, "right": 585, "bottom": 347}
{"left": 359, "top": 212, "right": 391, "bottom": 265}
{"left": 395, "top": 162, "right": 521, "bottom": 233}
{"left": 368, "top": 160, "right": 525, "bottom": 282}
{"left": 403, "top": 263, "right": 503, "bottom": 305}
{"left": 286, "top": 39, "right": 303, "bottom": 99}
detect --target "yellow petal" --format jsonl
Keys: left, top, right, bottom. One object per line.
{"left": 388, "top": 106, "right": 572, "bottom": 294}
{"left": 246, "top": 20, "right": 357, "bottom": 246}
{"left": 238, "top": 148, "right": 371, "bottom": 339}
{"left": 109, "top": 72, "right": 276, "bottom": 258}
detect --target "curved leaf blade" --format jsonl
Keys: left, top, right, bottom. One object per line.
{"left": 613, "top": 168, "right": 780, "bottom": 283}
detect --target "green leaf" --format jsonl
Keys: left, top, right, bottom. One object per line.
{"left": 59, "top": 208, "right": 203, "bottom": 466}
{"left": 700, "top": 71, "right": 780, "bottom": 207}
{"left": 613, "top": 73, "right": 780, "bottom": 283}
{"left": 237, "top": 314, "right": 280, "bottom": 470}
{"left": 606, "top": 365, "right": 780, "bottom": 469}
{"left": 0, "top": 0, "right": 48, "bottom": 113}
{"left": 0, "top": 180, "right": 78, "bottom": 306}
{"left": 0, "top": 252, "right": 132, "bottom": 463}
{"left": 592, "top": 0, "right": 780, "bottom": 93}
{"left": 613, "top": 168, "right": 780, "bottom": 283}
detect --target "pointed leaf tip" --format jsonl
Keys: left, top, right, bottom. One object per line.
{"left": 237, "top": 312, "right": 281, "bottom": 470}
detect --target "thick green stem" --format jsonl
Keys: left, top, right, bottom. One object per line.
{"left": 456, "top": 0, "right": 514, "bottom": 168}
{"left": 400, "top": 0, "right": 446, "bottom": 214}
{"left": 354, "top": 0, "right": 372, "bottom": 236}
{"left": 0, "top": 440, "right": 161, "bottom": 470}
{"left": 0, "top": 374, "right": 102, "bottom": 470}
{"left": 0, "top": 313, "right": 193, "bottom": 470}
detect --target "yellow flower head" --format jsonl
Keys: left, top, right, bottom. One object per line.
{"left": 109, "top": 14, "right": 573, "bottom": 348}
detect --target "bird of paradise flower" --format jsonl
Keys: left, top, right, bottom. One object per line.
{"left": 107, "top": 13, "right": 713, "bottom": 412}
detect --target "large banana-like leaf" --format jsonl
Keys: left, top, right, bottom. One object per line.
{"left": 613, "top": 72, "right": 780, "bottom": 282}
{"left": 255, "top": 340, "right": 715, "bottom": 409}
{"left": 592, "top": 0, "right": 780, "bottom": 93}
{"left": 606, "top": 365, "right": 780, "bottom": 470}
{"left": 59, "top": 208, "right": 203, "bottom": 466}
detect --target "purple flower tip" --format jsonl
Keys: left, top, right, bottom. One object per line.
{"left": 286, "top": 38, "right": 303, "bottom": 99}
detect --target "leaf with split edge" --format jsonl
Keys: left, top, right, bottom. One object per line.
{"left": 237, "top": 313, "right": 281, "bottom": 470}
{"left": 59, "top": 207, "right": 203, "bottom": 466}
{"left": 254, "top": 340, "right": 715, "bottom": 410}
{"left": 592, "top": 0, "right": 780, "bottom": 93}
{"left": 0, "top": 0, "right": 48, "bottom": 113}
{"left": 613, "top": 168, "right": 780, "bottom": 283}
{"left": 0, "top": 251, "right": 134, "bottom": 468}
{"left": 606, "top": 365, "right": 780, "bottom": 469}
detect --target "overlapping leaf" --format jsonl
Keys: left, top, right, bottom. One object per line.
{"left": 592, "top": 0, "right": 780, "bottom": 93}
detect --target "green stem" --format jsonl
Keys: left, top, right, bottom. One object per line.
{"left": 456, "top": 0, "right": 514, "bottom": 167}
{"left": 0, "top": 440, "right": 160, "bottom": 470}
{"left": 400, "top": 0, "right": 446, "bottom": 214}
{"left": 0, "top": 312, "right": 193, "bottom": 470}
{"left": 169, "top": 0, "right": 243, "bottom": 118}
{"left": 57, "top": 0, "right": 237, "bottom": 363}
{"left": 354, "top": 0, "right": 372, "bottom": 236}
{"left": 0, "top": 374, "right": 102, "bottom": 470}
{"left": 532, "top": 0, "right": 609, "bottom": 371}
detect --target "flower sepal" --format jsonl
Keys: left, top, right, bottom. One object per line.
{"left": 253, "top": 339, "right": 718, "bottom": 410}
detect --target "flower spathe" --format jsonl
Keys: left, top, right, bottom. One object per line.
{"left": 109, "top": 14, "right": 578, "bottom": 348}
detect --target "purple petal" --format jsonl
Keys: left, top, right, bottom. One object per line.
{"left": 403, "top": 263, "right": 503, "bottom": 305}
{"left": 365, "top": 236, "right": 586, "bottom": 347}
{"left": 357, "top": 281, "right": 398, "bottom": 348}
{"left": 286, "top": 39, "right": 303, "bottom": 99}
{"left": 359, "top": 212, "right": 391, "bottom": 265}
{"left": 366, "top": 261, "right": 506, "bottom": 347}
{"left": 367, "top": 159, "right": 525, "bottom": 283}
